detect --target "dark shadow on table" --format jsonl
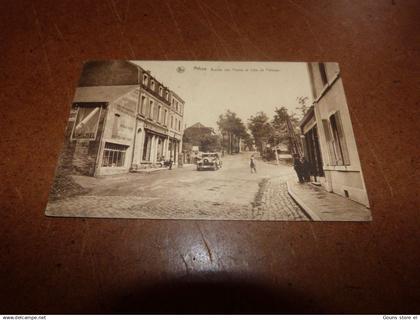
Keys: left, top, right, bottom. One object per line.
{"left": 107, "top": 273, "right": 324, "bottom": 314}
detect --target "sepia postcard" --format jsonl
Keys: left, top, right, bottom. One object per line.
{"left": 45, "top": 60, "right": 371, "bottom": 221}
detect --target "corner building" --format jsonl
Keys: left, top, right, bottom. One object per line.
{"left": 131, "top": 67, "right": 185, "bottom": 171}
{"left": 59, "top": 60, "right": 184, "bottom": 176}
{"left": 300, "top": 62, "right": 369, "bottom": 207}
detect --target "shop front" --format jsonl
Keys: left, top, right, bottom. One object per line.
{"left": 168, "top": 132, "right": 182, "bottom": 165}
{"left": 138, "top": 121, "right": 170, "bottom": 166}
{"left": 300, "top": 107, "right": 325, "bottom": 184}
{"left": 94, "top": 87, "right": 138, "bottom": 176}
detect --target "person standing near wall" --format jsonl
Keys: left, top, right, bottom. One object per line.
{"left": 293, "top": 154, "right": 304, "bottom": 183}
{"left": 301, "top": 156, "right": 311, "bottom": 182}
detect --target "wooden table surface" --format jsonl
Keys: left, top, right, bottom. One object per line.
{"left": 1, "top": 0, "right": 419, "bottom": 314}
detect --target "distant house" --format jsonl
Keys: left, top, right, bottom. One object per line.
{"left": 183, "top": 122, "right": 218, "bottom": 150}
{"left": 183, "top": 122, "right": 219, "bottom": 163}
{"left": 300, "top": 62, "right": 369, "bottom": 207}
{"left": 183, "top": 122, "right": 215, "bottom": 143}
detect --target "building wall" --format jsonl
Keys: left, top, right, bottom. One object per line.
{"left": 94, "top": 88, "right": 138, "bottom": 176}
{"left": 309, "top": 62, "right": 369, "bottom": 207}
{"left": 134, "top": 71, "right": 185, "bottom": 166}
{"left": 64, "top": 61, "right": 186, "bottom": 175}
{"left": 168, "top": 93, "right": 185, "bottom": 163}
{"left": 131, "top": 120, "right": 145, "bottom": 167}
{"left": 134, "top": 88, "right": 172, "bottom": 166}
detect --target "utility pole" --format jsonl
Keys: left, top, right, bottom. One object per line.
{"left": 285, "top": 114, "right": 303, "bottom": 157}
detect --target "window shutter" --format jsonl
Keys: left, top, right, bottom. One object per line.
{"left": 329, "top": 114, "right": 344, "bottom": 166}
{"left": 322, "top": 119, "right": 335, "bottom": 165}
{"left": 335, "top": 111, "right": 351, "bottom": 165}
{"left": 322, "top": 119, "right": 331, "bottom": 141}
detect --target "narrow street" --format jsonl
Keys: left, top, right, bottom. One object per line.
{"left": 46, "top": 152, "right": 308, "bottom": 221}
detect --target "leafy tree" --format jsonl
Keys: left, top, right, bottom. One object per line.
{"left": 183, "top": 125, "right": 220, "bottom": 152}
{"left": 242, "top": 132, "right": 254, "bottom": 151}
{"left": 296, "top": 96, "right": 310, "bottom": 117}
{"left": 270, "top": 107, "right": 289, "bottom": 146}
{"left": 271, "top": 106, "right": 300, "bottom": 152}
{"left": 200, "top": 134, "right": 221, "bottom": 152}
{"left": 217, "top": 110, "right": 248, "bottom": 154}
{"left": 247, "top": 112, "right": 273, "bottom": 153}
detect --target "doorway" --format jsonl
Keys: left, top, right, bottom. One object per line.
{"left": 305, "top": 125, "right": 324, "bottom": 178}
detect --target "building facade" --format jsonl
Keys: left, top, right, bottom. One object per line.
{"left": 131, "top": 68, "right": 185, "bottom": 171}
{"left": 58, "top": 60, "right": 185, "bottom": 177}
{"left": 301, "top": 62, "right": 369, "bottom": 207}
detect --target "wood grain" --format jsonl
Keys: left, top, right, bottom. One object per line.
{"left": 0, "top": 0, "right": 419, "bottom": 314}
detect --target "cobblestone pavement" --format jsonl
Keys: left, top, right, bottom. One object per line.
{"left": 253, "top": 178, "right": 309, "bottom": 221}
{"left": 46, "top": 152, "right": 308, "bottom": 221}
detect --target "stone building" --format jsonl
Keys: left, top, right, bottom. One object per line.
{"left": 300, "top": 62, "right": 369, "bottom": 207}
{"left": 58, "top": 60, "right": 185, "bottom": 176}
{"left": 131, "top": 67, "right": 184, "bottom": 170}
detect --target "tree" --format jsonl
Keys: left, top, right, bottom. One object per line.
{"left": 183, "top": 125, "right": 220, "bottom": 152}
{"left": 200, "top": 134, "right": 221, "bottom": 152}
{"left": 296, "top": 96, "right": 310, "bottom": 117}
{"left": 217, "top": 110, "right": 248, "bottom": 154}
{"left": 242, "top": 132, "right": 254, "bottom": 151}
{"left": 271, "top": 106, "right": 300, "bottom": 153}
{"left": 271, "top": 107, "right": 290, "bottom": 146}
{"left": 247, "top": 112, "right": 273, "bottom": 153}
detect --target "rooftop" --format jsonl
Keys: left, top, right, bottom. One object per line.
{"left": 73, "top": 85, "right": 139, "bottom": 103}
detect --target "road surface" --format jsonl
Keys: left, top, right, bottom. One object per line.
{"left": 46, "top": 152, "right": 308, "bottom": 221}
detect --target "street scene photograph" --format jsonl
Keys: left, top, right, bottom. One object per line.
{"left": 45, "top": 60, "right": 372, "bottom": 221}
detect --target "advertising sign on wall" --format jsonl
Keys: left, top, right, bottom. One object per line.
{"left": 110, "top": 88, "right": 139, "bottom": 142}
{"left": 72, "top": 107, "right": 101, "bottom": 140}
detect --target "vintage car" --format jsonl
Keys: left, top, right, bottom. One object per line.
{"left": 196, "top": 153, "right": 222, "bottom": 171}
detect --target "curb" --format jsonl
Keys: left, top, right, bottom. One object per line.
{"left": 130, "top": 167, "right": 171, "bottom": 174}
{"left": 286, "top": 180, "right": 322, "bottom": 221}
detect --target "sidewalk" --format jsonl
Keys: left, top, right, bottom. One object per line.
{"left": 287, "top": 179, "right": 371, "bottom": 221}
{"left": 130, "top": 163, "right": 195, "bottom": 174}
{"left": 130, "top": 167, "right": 169, "bottom": 174}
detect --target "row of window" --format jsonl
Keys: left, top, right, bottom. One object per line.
{"left": 141, "top": 73, "right": 184, "bottom": 115}
{"left": 142, "top": 73, "right": 169, "bottom": 100}
{"left": 172, "top": 98, "right": 183, "bottom": 114}
{"left": 139, "top": 95, "right": 182, "bottom": 132}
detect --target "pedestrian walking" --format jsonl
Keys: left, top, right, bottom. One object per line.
{"left": 168, "top": 157, "right": 173, "bottom": 170}
{"left": 301, "top": 156, "right": 311, "bottom": 182}
{"left": 250, "top": 155, "right": 257, "bottom": 173}
{"left": 293, "top": 154, "right": 304, "bottom": 183}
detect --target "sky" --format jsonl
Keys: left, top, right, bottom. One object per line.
{"left": 132, "top": 61, "right": 312, "bottom": 131}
